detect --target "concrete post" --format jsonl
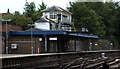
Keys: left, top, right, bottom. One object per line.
{"left": 44, "top": 36, "right": 47, "bottom": 52}
{"left": 31, "top": 46, "right": 33, "bottom": 54}
{"left": 89, "top": 39, "right": 92, "bottom": 51}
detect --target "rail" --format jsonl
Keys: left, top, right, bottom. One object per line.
{"left": 1, "top": 50, "right": 120, "bottom": 69}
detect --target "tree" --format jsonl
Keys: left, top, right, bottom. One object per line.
{"left": 37, "top": 2, "right": 47, "bottom": 17}
{"left": 113, "top": 2, "right": 120, "bottom": 48}
{"left": 38, "top": 2, "right": 47, "bottom": 12}
{"left": 3, "top": 13, "right": 33, "bottom": 30}
{"left": 14, "top": 11, "right": 21, "bottom": 16}
{"left": 68, "top": 2, "right": 105, "bottom": 35}
{"left": 68, "top": 2, "right": 120, "bottom": 48}
{"left": 24, "top": 2, "right": 39, "bottom": 21}
{"left": 23, "top": 1, "right": 47, "bottom": 22}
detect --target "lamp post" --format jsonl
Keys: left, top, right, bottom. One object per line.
{"left": 28, "top": 24, "right": 34, "bottom": 54}
{"left": 1, "top": 19, "right": 11, "bottom": 54}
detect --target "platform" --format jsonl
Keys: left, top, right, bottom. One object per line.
{"left": 1, "top": 50, "right": 120, "bottom": 59}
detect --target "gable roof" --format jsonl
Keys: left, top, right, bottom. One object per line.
{"left": 42, "top": 6, "right": 72, "bottom": 14}
{"left": 35, "top": 17, "right": 49, "bottom": 22}
{"left": 35, "top": 17, "right": 55, "bottom": 23}
{"left": 26, "top": 28, "right": 45, "bottom": 31}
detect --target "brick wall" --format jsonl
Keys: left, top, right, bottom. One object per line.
{"left": 2, "top": 23, "right": 23, "bottom": 32}
{"left": 1, "top": 23, "right": 23, "bottom": 54}
{"left": 8, "top": 36, "right": 43, "bottom": 54}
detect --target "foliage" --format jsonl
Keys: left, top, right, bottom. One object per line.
{"left": 3, "top": 13, "right": 33, "bottom": 30}
{"left": 114, "top": 4, "right": 120, "bottom": 48}
{"left": 38, "top": 2, "right": 47, "bottom": 12}
{"left": 2, "top": 1, "right": 47, "bottom": 30}
{"left": 68, "top": 2, "right": 105, "bottom": 35}
{"left": 24, "top": 1, "right": 47, "bottom": 22}
{"left": 67, "top": 2, "right": 120, "bottom": 47}
{"left": 37, "top": 2, "right": 47, "bottom": 17}
{"left": 14, "top": 11, "right": 21, "bottom": 16}
{"left": 24, "top": 2, "right": 38, "bottom": 21}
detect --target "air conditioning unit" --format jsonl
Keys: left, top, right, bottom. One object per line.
{"left": 11, "top": 44, "right": 18, "bottom": 49}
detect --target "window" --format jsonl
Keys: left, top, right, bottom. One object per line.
{"left": 50, "top": 13, "right": 57, "bottom": 19}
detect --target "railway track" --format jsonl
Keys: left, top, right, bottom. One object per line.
{"left": 22, "top": 57, "right": 120, "bottom": 69}
{"left": 56, "top": 57, "right": 120, "bottom": 69}
{"left": 2, "top": 57, "right": 120, "bottom": 69}
{"left": 1, "top": 50, "right": 120, "bottom": 69}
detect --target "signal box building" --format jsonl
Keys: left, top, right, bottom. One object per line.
{"left": 39, "top": 6, "right": 72, "bottom": 31}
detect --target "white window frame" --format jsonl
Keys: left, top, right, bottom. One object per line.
{"left": 50, "top": 13, "right": 57, "bottom": 19}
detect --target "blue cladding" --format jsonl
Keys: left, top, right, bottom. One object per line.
{"left": 9, "top": 31, "right": 98, "bottom": 38}
{"left": 69, "top": 33, "right": 98, "bottom": 38}
{"left": 9, "top": 31, "right": 67, "bottom": 35}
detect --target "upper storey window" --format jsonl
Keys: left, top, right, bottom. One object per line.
{"left": 50, "top": 13, "right": 57, "bottom": 19}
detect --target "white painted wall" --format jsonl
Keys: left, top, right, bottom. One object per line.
{"left": 43, "top": 12, "right": 72, "bottom": 24}
{"left": 42, "top": 11, "right": 72, "bottom": 31}
{"left": 43, "top": 13, "right": 50, "bottom": 18}
{"left": 35, "top": 22, "right": 50, "bottom": 30}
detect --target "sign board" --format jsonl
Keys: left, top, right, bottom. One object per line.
{"left": 11, "top": 44, "right": 18, "bottom": 49}
{"left": 49, "top": 37, "right": 57, "bottom": 40}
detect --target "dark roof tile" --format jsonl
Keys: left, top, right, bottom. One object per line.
{"left": 35, "top": 17, "right": 55, "bottom": 23}
{"left": 42, "top": 6, "right": 72, "bottom": 14}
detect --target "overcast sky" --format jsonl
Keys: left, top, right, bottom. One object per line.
{"left": 0, "top": 0, "right": 120, "bottom": 14}
{"left": 0, "top": 0, "right": 71, "bottom": 13}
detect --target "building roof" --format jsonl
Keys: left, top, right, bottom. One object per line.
{"left": 42, "top": 6, "right": 72, "bottom": 14}
{"left": 35, "top": 17, "right": 55, "bottom": 23}
{"left": 9, "top": 31, "right": 99, "bottom": 39}
{"left": 26, "top": 28, "right": 46, "bottom": 31}
{"left": 1, "top": 9, "right": 10, "bottom": 16}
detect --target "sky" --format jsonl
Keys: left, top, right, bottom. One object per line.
{"left": 0, "top": 0, "right": 71, "bottom": 14}
{"left": 0, "top": 0, "right": 120, "bottom": 14}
